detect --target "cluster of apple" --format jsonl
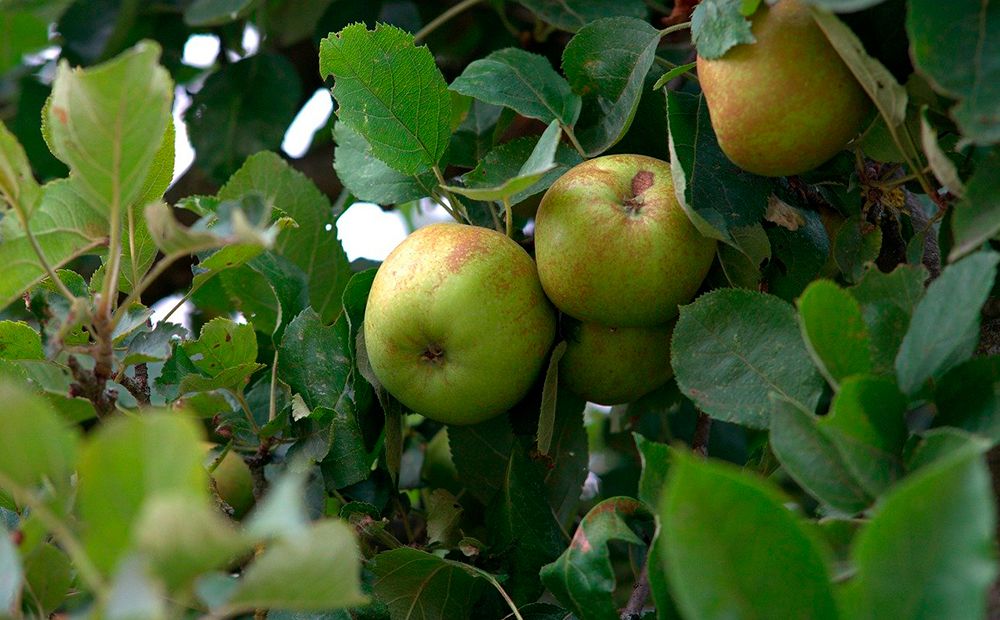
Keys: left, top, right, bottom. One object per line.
{"left": 364, "top": 0, "right": 869, "bottom": 426}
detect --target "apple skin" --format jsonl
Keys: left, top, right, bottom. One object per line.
{"left": 560, "top": 319, "right": 675, "bottom": 406}
{"left": 697, "top": 0, "right": 871, "bottom": 177}
{"left": 364, "top": 223, "right": 556, "bottom": 425}
{"left": 534, "top": 154, "right": 716, "bottom": 327}
{"left": 206, "top": 446, "right": 254, "bottom": 519}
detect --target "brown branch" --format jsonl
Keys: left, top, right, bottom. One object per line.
{"left": 621, "top": 562, "right": 651, "bottom": 620}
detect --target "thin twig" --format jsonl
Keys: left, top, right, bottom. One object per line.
{"left": 412, "top": 0, "right": 484, "bottom": 44}
{"left": 621, "top": 562, "right": 650, "bottom": 620}
{"left": 691, "top": 411, "right": 712, "bottom": 457}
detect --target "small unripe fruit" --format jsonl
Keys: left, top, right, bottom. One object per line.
{"left": 206, "top": 446, "right": 254, "bottom": 518}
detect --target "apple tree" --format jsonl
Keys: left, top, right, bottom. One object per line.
{"left": 0, "top": 0, "right": 999, "bottom": 618}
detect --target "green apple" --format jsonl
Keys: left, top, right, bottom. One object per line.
{"left": 364, "top": 223, "right": 556, "bottom": 425}
{"left": 534, "top": 154, "right": 716, "bottom": 327}
{"left": 206, "top": 446, "right": 254, "bottom": 518}
{"left": 560, "top": 319, "right": 675, "bottom": 406}
{"left": 697, "top": 0, "right": 871, "bottom": 177}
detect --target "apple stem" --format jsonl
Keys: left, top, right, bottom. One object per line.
{"left": 658, "top": 21, "right": 691, "bottom": 37}
{"left": 503, "top": 196, "right": 514, "bottom": 238}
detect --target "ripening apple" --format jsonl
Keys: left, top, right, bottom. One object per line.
{"left": 560, "top": 319, "right": 675, "bottom": 406}
{"left": 364, "top": 223, "right": 556, "bottom": 425}
{"left": 534, "top": 154, "right": 716, "bottom": 327}
{"left": 697, "top": 0, "right": 871, "bottom": 176}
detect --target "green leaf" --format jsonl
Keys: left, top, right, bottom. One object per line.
{"left": 0, "top": 321, "right": 43, "bottom": 360}
{"left": 105, "top": 557, "right": 167, "bottom": 620}
{"left": 488, "top": 442, "right": 565, "bottom": 603}
{"left": 659, "top": 450, "right": 838, "bottom": 620}
{"left": 181, "top": 317, "right": 263, "bottom": 390}
{"left": 332, "top": 122, "right": 437, "bottom": 205}
{"left": 449, "top": 48, "right": 581, "bottom": 128}
{"left": 635, "top": 433, "right": 671, "bottom": 510}
{"left": 447, "top": 121, "right": 561, "bottom": 202}
{"left": 820, "top": 375, "right": 906, "bottom": 496}
{"left": 48, "top": 42, "right": 172, "bottom": 214}
{"left": 225, "top": 253, "right": 310, "bottom": 340}
{"left": 460, "top": 132, "right": 582, "bottom": 206}
{"left": 764, "top": 204, "right": 830, "bottom": 301}
{"left": 187, "top": 53, "right": 302, "bottom": 182}
{"left": 0, "top": 11, "right": 49, "bottom": 74}
{"left": 666, "top": 91, "right": 773, "bottom": 252}
{"left": 425, "top": 489, "right": 463, "bottom": 548}
{"left": 797, "top": 279, "right": 872, "bottom": 386}
{"left": 225, "top": 520, "right": 367, "bottom": 613}
{"left": 0, "top": 179, "right": 108, "bottom": 310}
{"left": 541, "top": 384, "right": 588, "bottom": 524}
{"left": 842, "top": 442, "right": 997, "bottom": 619}
{"left": 219, "top": 151, "right": 352, "bottom": 324}
{"left": 896, "top": 250, "right": 999, "bottom": 395}
{"left": 849, "top": 264, "right": 926, "bottom": 373}
{"left": 919, "top": 108, "right": 966, "bottom": 198}
{"left": 691, "top": 0, "right": 756, "bottom": 60}
{"left": 0, "top": 384, "right": 77, "bottom": 492}
{"left": 133, "top": 495, "right": 249, "bottom": 592}
{"left": 769, "top": 394, "right": 872, "bottom": 514}
{"left": 809, "top": 8, "right": 909, "bottom": 139}
{"left": 562, "top": 17, "right": 661, "bottom": 156}
{"left": 320, "top": 23, "right": 451, "bottom": 174}
{"left": 122, "top": 322, "right": 188, "bottom": 366}
{"left": 278, "top": 308, "right": 351, "bottom": 411}
{"left": 370, "top": 548, "right": 486, "bottom": 619}
{"left": 146, "top": 194, "right": 283, "bottom": 257}
{"left": 78, "top": 413, "right": 208, "bottom": 574}
{"left": 833, "top": 215, "right": 883, "bottom": 283}
{"left": 450, "top": 415, "right": 515, "bottom": 504}
{"left": 0, "top": 523, "right": 22, "bottom": 615}
{"left": 934, "top": 356, "right": 1000, "bottom": 442}
{"left": 184, "top": 0, "right": 255, "bottom": 26}
{"left": 671, "top": 288, "right": 825, "bottom": 429}
{"left": 518, "top": 0, "right": 647, "bottom": 31}
{"left": 541, "top": 497, "right": 653, "bottom": 620}
{"left": 907, "top": 0, "right": 1000, "bottom": 144}
{"left": 22, "top": 542, "right": 72, "bottom": 616}
{"left": 0, "top": 120, "right": 41, "bottom": 216}
{"left": 316, "top": 402, "right": 370, "bottom": 489}
{"left": 652, "top": 62, "right": 698, "bottom": 91}
{"left": 537, "top": 341, "right": 568, "bottom": 456}
{"left": 951, "top": 148, "right": 1000, "bottom": 260}
{"left": 800, "top": 0, "right": 888, "bottom": 10}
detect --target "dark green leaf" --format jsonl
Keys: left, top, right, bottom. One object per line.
{"left": 896, "top": 250, "right": 999, "bottom": 395}
{"left": 660, "top": 450, "right": 837, "bottom": 620}
{"left": 186, "top": 53, "right": 302, "bottom": 182}
{"left": 332, "top": 122, "right": 437, "bottom": 205}
{"left": 842, "top": 442, "right": 997, "bottom": 619}
{"left": 450, "top": 48, "right": 581, "bottom": 128}
{"left": 184, "top": 0, "right": 254, "bottom": 26}
{"left": 541, "top": 387, "right": 588, "bottom": 524}
{"left": 951, "top": 148, "right": 1000, "bottom": 260}
{"left": 833, "top": 215, "right": 883, "bottom": 283}
{"left": 797, "top": 279, "right": 872, "bottom": 386}
{"left": 122, "top": 323, "right": 188, "bottom": 366}
{"left": 820, "top": 376, "right": 907, "bottom": 496}
{"left": 672, "top": 288, "right": 825, "bottom": 428}
{"left": 635, "top": 432, "right": 671, "bottom": 510}
{"left": 320, "top": 23, "right": 451, "bottom": 174}
{"left": 562, "top": 17, "right": 660, "bottom": 156}
{"left": 450, "top": 415, "right": 515, "bottom": 504}
{"left": 907, "top": 0, "right": 1000, "bottom": 143}
{"left": 517, "top": 0, "right": 647, "bottom": 32}
{"left": 218, "top": 151, "right": 352, "bottom": 324}
{"left": 461, "top": 133, "right": 582, "bottom": 206}
{"left": 763, "top": 205, "right": 830, "bottom": 301}
{"left": 934, "top": 356, "right": 1000, "bottom": 442}
{"left": 541, "top": 497, "right": 653, "bottom": 620}
{"left": 849, "top": 264, "right": 926, "bottom": 374}
{"left": 801, "top": 0, "right": 890, "bottom": 11}
{"left": 425, "top": 489, "right": 463, "bottom": 548}
{"left": 370, "top": 548, "right": 485, "bottom": 620}
{"left": 769, "top": 394, "right": 872, "bottom": 513}
{"left": 691, "top": 0, "right": 756, "bottom": 60}
{"left": 488, "top": 442, "right": 565, "bottom": 604}
{"left": 666, "top": 91, "right": 773, "bottom": 253}
{"left": 537, "top": 341, "right": 567, "bottom": 456}
{"left": 279, "top": 308, "right": 352, "bottom": 411}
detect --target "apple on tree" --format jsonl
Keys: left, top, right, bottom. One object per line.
{"left": 364, "top": 223, "right": 556, "bottom": 425}
{"left": 534, "top": 154, "right": 717, "bottom": 327}
{"left": 697, "top": 0, "right": 871, "bottom": 177}
{"left": 559, "top": 318, "right": 676, "bottom": 406}
{"left": 205, "top": 445, "right": 254, "bottom": 519}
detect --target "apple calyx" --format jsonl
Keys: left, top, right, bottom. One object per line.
{"left": 420, "top": 344, "right": 446, "bottom": 365}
